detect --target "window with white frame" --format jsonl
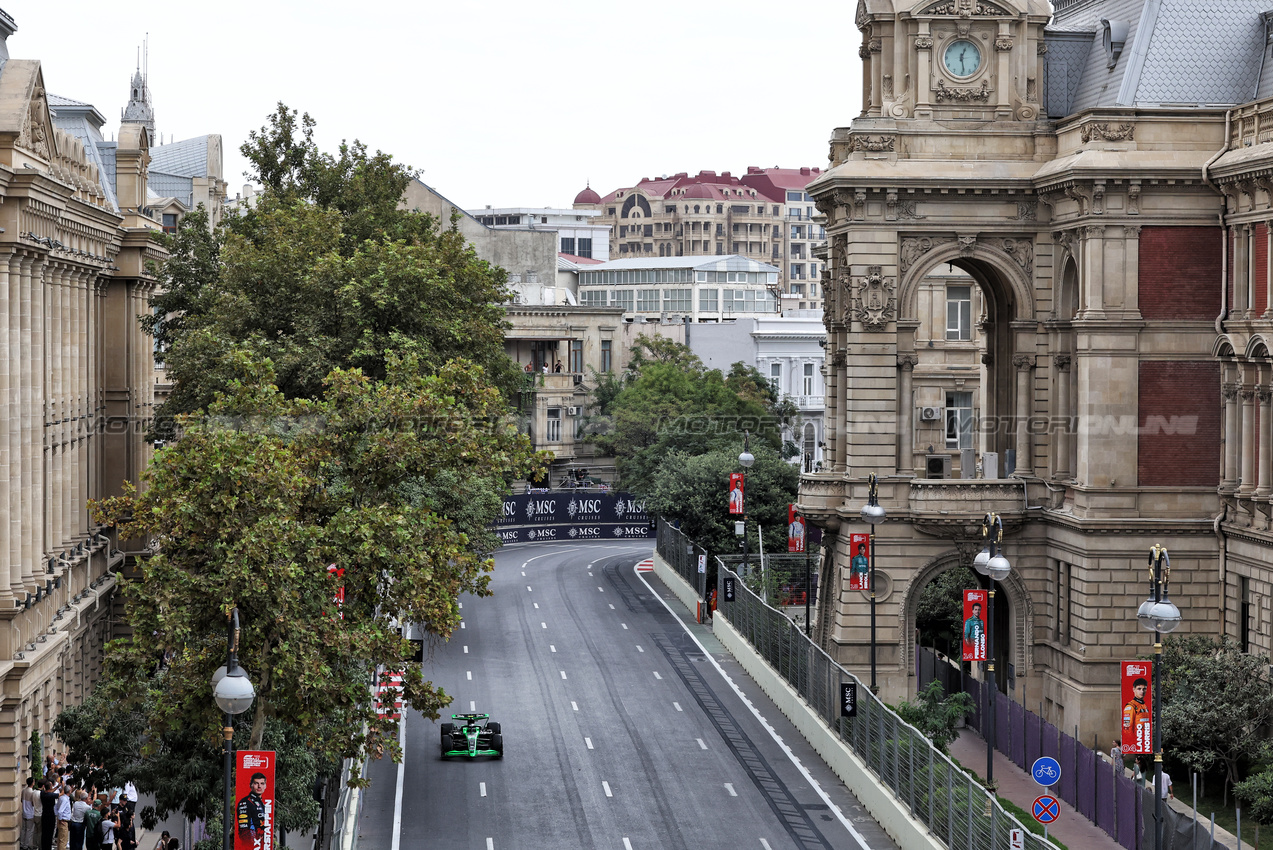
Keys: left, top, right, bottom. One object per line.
{"left": 803, "top": 363, "right": 814, "bottom": 396}
{"left": 946, "top": 285, "right": 972, "bottom": 341}
{"left": 580, "top": 290, "right": 607, "bottom": 307}
{"left": 546, "top": 408, "right": 562, "bottom": 443}
{"left": 637, "top": 289, "right": 661, "bottom": 311}
{"left": 770, "top": 362, "right": 782, "bottom": 393}
{"left": 699, "top": 288, "right": 718, "bottom": 312}
{"left": 945, "top": 391, "right": 973, "bottom": 450}
{"left": 663, "top": 289, "right": 692, "bottom": 311}
{"left": 612, "top": 290, "right": 634, "bottom": 311}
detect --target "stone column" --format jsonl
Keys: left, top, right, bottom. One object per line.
{"left": 1223, "top": 380, "right": 1241, "bottom": 492}
{"left": 0, "top": 255, "right": 9, "bottom": 606}
{"left": 19, "top": 253, "right": 35, "bottom": 591}
{"left": 1081, "top": 226, "right": 1105, "bottom": 318}
{"left": 1266, "top": 221, "right": 1273, "bottom": 319}
{"left": 1013, "top": 354, "right": 1033, "bottom": 475}
{"left": 898, "top": 355, "right": 918, "bottom": 475}
{"left": 1257, "top": 383, "right": 1272, "bottom": 499}
{"left": 8, "top": 253, "right": 22, "bottom": 597}
{"left": 49, "top": 263, "right": 63, "bottom": 554}
{"left": 915, "top": 28, "right": 933, "bottom": 116}
{"left": 1234, "top": 226, "right": 1250, "bottom": 316}
{"left": 1053, "top": 353, "right": 1072, "bottom": 478}
{"left": 1240, "top": 383, "right": 1258, "bottom": 498}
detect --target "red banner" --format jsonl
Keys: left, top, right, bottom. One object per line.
{"left": 728, "top": 473, "right": 744, "bottom": 515}
{"left": 962, "top": 590, "right": 988, "bottom": 661}
{"left": 1121, "top": 660, "right": 1153, "bottom": 755}
{"left": 848, "top": 533, "right": 870, "bottom": 590}
{"left": 234, "top": 750, "right": 276, "bottom": 850}
{"left": 787, "top": 505, "right": 806, "bottom": 553}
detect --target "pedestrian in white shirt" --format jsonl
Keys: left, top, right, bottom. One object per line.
{"left": 54, "top": 786, "right": 72, "bottom": 850}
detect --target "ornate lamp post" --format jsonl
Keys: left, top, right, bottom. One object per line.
{"left": 738, "top": 433, "right": 755, "bottom": 578}
{"left": 1137, "top": 545, "right": 1181, "bottom": 850}
{"left": 859, "top": 473, "right": 886, "bottom": 692}
{"left": 212, "top": 607, "right": 256, "bottom": 850}
{"left": 972, "top": 512, "right": 1011, "bottom": 788}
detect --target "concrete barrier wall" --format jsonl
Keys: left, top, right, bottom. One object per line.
{"left": 652, "top": 551, "right": 945, "bottom": 850}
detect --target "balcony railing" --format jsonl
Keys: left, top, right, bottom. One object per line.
{"left": 1231, "top": 98, "right": 1273, "bottom": 149}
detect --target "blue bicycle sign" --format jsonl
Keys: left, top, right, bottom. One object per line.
{"left": 1032, "top": 756, "right": 1061, "bottom": 786}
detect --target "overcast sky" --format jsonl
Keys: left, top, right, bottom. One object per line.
{"left": 16, "top": 1, "right": 863, "bottom": 211}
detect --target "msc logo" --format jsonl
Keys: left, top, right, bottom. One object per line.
{"left": 575, "top": 499, "right": 602, "bottom": 515}
{"left": 575, "top": 527, "right": 601, "bottom": 538}
{"left": 614, "top": 526, "right": 647, "bottom": 537}
{"left": 497, "top": 530, "right": 519, "bottom": 542}
{"left": 528, "top": 528, "right": 558, "bottom": 540}
{"left": 501, "top": 501, "right": 516, "bottom": 518}
{"left": 525, "top": 499, "right": 557, "bottom": 519}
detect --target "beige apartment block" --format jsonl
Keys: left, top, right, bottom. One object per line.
{"left": 0, "top": 17, "right": 170, "bottom": 844}
{"left": 799, "top": 0, "right": 1273, "bottom": 745}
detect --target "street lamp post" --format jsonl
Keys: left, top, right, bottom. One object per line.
{"left": 1137, "top": 545, "right": 1181, "bottom": 850}
{"left": 859, "top": 473, "right": 886, "bottom": 693}
{"left": 972, "top": 512, "right": 1012, "bottom": 789}
{"left": 739, "top": 431, "right": 755, "bottom": 579}
{"left": 212, "top": 607, "right": 256, "bottom": 850}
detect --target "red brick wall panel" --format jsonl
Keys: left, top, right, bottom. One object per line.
{"left": 1138, "top": 362, "right": 1221, "bottom": 487}
{"left": 1257, "top": 223, "right": 1269, "bottom": 316}
{"left": 1139, "top": 226, "right": 1223, "bottom": 320}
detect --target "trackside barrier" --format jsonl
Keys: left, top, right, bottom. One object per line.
{"left": 653, "top": 519, "right": 1059, "bottom": 850}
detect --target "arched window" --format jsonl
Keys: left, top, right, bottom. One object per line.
{"left": 803, "top": 423, "right": 816, "bottom": 471}
{"left": 694, "top": 205, "right": 700, "bottom": 214}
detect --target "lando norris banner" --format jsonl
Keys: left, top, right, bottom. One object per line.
{"left": 495, "top": 491, "right": 653, "bottom": 544}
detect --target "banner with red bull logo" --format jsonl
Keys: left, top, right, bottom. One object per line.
{"left": 234, "top": 750, "right": 276, "bottom": 850}
{"left": 1121, "top": 661, "right": 1153, "bottom": 754}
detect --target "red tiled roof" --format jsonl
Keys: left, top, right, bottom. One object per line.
{"left": 559, "top": 253, "right": 604, "bottom": 264}
{"left": 597, "top": 166, "right": 819, "bottom": 207}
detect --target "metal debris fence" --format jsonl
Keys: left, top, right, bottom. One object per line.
{"left": 655, "top": 520, "right": 1057, "bottom": 850}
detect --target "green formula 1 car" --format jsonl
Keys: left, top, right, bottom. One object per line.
{"left": 439, "top": 713, "right": 504, "bottom": 759}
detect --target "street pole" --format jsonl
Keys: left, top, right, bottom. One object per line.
{"left": 973, "top": 512, "right": 1011, "bottom": 791}
{"left": 1143, "top": 544, "right": 1179, "bottom": 850}
{"left": 804, "top": 526, "right": 811, "bottom": 637}
{"left": 859, "top": 473, "right": 886, "bottom": 694}
{"left": 739, "top": 432, "right": 754, "bottom": 587}
{"left": 223, "top": 609, "right": 238, "bottom": 850}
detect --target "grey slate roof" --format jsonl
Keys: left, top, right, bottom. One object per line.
{"left": 47, "top": 92, "right": 119, "bottom": 213}
{"left": 150, "top": 135, "right": 209, "bottom": 178}
{"left": 1047, "top": 0, "right": 1273, "bottom": 116}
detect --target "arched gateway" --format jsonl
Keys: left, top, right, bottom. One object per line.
{"left": 797, "top": 0, "right": 1233, "bottom": 745}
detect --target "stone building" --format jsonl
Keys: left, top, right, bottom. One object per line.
{"left": 799, "top": 0, "right": 1273, "bottom": 745}
{"left": 0, "top": 14, "right": 175, "bottom": 842}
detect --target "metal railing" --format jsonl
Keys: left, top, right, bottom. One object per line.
{"left": 656, "top": 520, "right": 1057, "bottom": 850}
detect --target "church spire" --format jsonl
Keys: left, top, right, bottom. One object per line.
{"left": 121, "top": 35, "right": 155, "bottom": 140}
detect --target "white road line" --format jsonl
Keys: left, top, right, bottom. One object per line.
{"left": 390, "top": 710, "right": 406, "bottom": 850}
{"left": 527, "top": 585, "right": 533, "bottom": 592}
{"left": 550, "top": 645, "right": 557, "bottom": 653}
{"left": 463, "top": 646, "right": 468, "bottom": 653}
{"left": 560, "top": 671, "right": 568, "bottom": 679}
{"left": 521, "top": 571, "right": 526, "bottom": 576}
{"left": 602, "top": 781, "right": 613, "bottom": 798}
{"left": 725, "top": 783, "right": 737, "bottom": 797}
{"left": 470, "top": 701, "right": 476, "bottom": 711}
{"left": 541, "top": 622, "right": 547, "bottom": 629}
{"left": 533, "top": 603, "right": 539, "bottom": 609}
{"left": 673, "top": 702, "right": 683, "bottom": 711}
{"left": 621, "top": 623, "right": 628, "bottom": 629}
{"left": 460, "top": 621, "right": 465, "bottom": 629}
{"left": 466, "top": 671, "right": 472, "bottom": 680}
{"left": 480, "top": 782, "right": 487, "bottom": 797}
{"left": 608, "top": 603, "right": 615, "bottom": 609}
{"left": 623, "top": 839, "right": 633, "bottom": 850}
{"left": 636, "top": 645, "right": 644, "bottom": 652}
{"left": 588, "top": 572, "right": 593, "bottom": 576}
{"left": 458, "top": 602, "right": 462, "bottom": 609}
{"left": 759, "top": 840, "right": 772, "bottom": 849}
{"left": 653, "top": 672, "right": 662, "bottom": 680}
{"left": 571, "top": 701, "right": 579, "bottom": 711}
{"left": 487, "top": 840, "right": 494, "bottom": 850}
{"left": 633, "top": 564, "right": 874, "bottom": 850}
{"left": 598, "top": 586, "right": 604, "bottom": 592}
{"left": 697, "top": 738, "right": 707, "bottom": 750}
{"left": 585, "top": 737, "right": 593, "bottom": 749}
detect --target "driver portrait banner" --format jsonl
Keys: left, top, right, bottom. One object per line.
{"left": 848, "top": 533, "right": 870, "bottom": 591}
{"left": 1121, "top": 660, "right": 1153, "bottom": 755}
{"left": 234, "top": 749, "right": 276, "bottom": 850}
{"left": 728, "top": 473, "right": 744, "bottom": 515}
{"left": 787, "top": 505, "right": 806, "bottom": 553}
{"left": 962, "top": 589, "right": 987, "bottom": 662}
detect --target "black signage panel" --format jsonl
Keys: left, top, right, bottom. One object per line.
{"left": 723, "top": 576, "right": 736, "bottom": 602}
{"left": 841, "top": 682, "right": 858, "bottom": 718}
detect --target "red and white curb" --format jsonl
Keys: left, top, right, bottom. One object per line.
{"left": 376, "top": 670, "right": 403, "bottom": 720}
{"left": 636, "top": 558, "right": 654, "bottom": 572}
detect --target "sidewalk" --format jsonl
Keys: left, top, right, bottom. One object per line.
{"left": 948, "top": 726, "right": 1123, "bottom": 850}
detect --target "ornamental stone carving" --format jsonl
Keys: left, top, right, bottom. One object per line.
{"left": 1012, "top": 354, "right": 1034, "bottom": 370}
{"left": 899, "top": 235, "right": 954, "bottom": 274}
{"left": 1259, "top": 386, "right": 1273, "bottom": 404}
{"left": 853, "top": 266, "right": 897, "bottom": 331}
{"left": 898, "top": 354, "right": 919, "bottom": 371}
{"left": 860, "top": 43, "right": 871, "bottom": 59}
{"left": 869, "top": 39, "right": 882, "bottom": 53}
{"left": 1001, "top": 238, "right": 1034, "bottom": 275}
{"left": 897, "top": 200, "right": 926, "bottom": 220}
{"left": 1223, "top": 382, "right": 1240, "bottom": 402}
{"left": 915, "top": 36, "right": 934, "bottom": 49}
{"left": 1015, "top": 201, "right": 1037, "bottom": 221}
{"left": 958, "top": 235, "right": 978, "bottom": 257}
{"left": 1080, "top": 123, "right": 1135, "bottom": 143}
{"left": 853, "top": 135, "right": 896, "bottom": 152}
{"left": 935, "top": 80, "right": 992, "bottom": 103}
{"left": 1053, "top": 354, "right": 1072, "bottom": 371}
{"left": 995, "top": 35, "right": 1014, "bottom": 51}
{"left": 919, "top": 0, "right": 1010, "bottom": 15}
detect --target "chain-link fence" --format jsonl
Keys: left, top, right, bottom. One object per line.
{"left": 655, "top": 520, "right": 1057, "bottom": 850}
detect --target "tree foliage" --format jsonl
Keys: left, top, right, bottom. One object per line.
{"left": 896, "top": 680, "right": 975, "bottom": 754}
{"left": 1160, "top": 635, "right": 1273, "bottom": 787}
{"left": 915, "top": 566, "right": 979, "bottom": 657}
{"left": 588, "top": 336, "right": 800, "bottom": 496}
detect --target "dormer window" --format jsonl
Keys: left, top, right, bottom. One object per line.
{"left": 1101, "top": 19, "right": 1128, "bottom": 68}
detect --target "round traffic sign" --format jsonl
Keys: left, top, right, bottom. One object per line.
{"left": 1032, "top": 795, "right": 1060, "bottom": 825}
{"left": 1032, "top": 756, "right": 1061, "bottom": 786}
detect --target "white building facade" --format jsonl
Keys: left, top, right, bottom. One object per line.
{"left": 577, "top": 256, "right": 779, "bottom": 323}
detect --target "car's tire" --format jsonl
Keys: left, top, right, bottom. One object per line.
{"left": 486, "top": 721, "right": 501, "bottom": 734}
{"left": 440, "top": 723, "right": 454, "bottom": 736}
{"left": 440, "top": 724, "right": 454, "bottom": 759}
{"left": 491, "top": 733, "right": 504, "bottom": 758}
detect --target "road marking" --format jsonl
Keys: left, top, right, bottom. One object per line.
{"left": 541, "top": 622, "right": 547, "bottom": 629}
{"left": 458, "top": 602, "right": 462, "bottom": 609}
{"left": 759, "top": 840, "right": 772, "bottom": 849}
{"left": 653, "top": 672, "right": 662, "bottom": 680}
{"left": 460, "top": 622, "right": 465, "bottom": 629}
{"left": 560, "top": 671, "right": 568, "bottom": 679}
{"left": 673, "top": 702, "right": 683, "bottom": 711}
{"left": 550, "top": 645, "right": 557, "bottom": 653}
{"left": 467, "top": 671, "right": 472, "bottom": 680}
{"left": 588, "top": 571, "right": 593, "bottom": 576}
{"left": 463, "top": 646, "right": 468, "bottom": 653}
{"left": 533, "top": 603, "right": 539, "bottom": 609}
{"left": 571, "top": 701, "right": 578, "bottom": 711}
{"left": 487, "top": 840, "right": 494, "bottom": 850}
{"left": 470, "top": 701, "right": 475, "bottom": 711}
{"left": 585, "top": 737, "right": 593, "bottom": 749}
{"left": 636, "top": 645, "right": 644, "bottom": 652}
{"left": 602, "top": 781, "right": 613, "bottom": 798}
{"left": 527, "top": 585, "right": 533, "bottom": 592}
{"left": 621, "top": 623, "right": 628, "bottom": 629}
{"left": 634, "top": 564, "right": 874, "bottom": 850}
{"left": 480, "top": 782, "right": 487, "bottom": 797}
{"left": 725, "top": 783, "right": 737, "bottom": 797}
{"left": 598, "top": 586, "right": 604, "bottom": 592}
{"left": 390, "top": 708, "right": 406, "bottom": 850}
{"left": 623, "top": 839, "right": 633, "bottom": 850}
{"left": 521, "top": 571, "right": 526, "bottom": 576}
{"left": 608, "top": 603, "right": 615, "bottom": 609}
{"left": 697, "top": 738, "right": 707, "bottom": 750}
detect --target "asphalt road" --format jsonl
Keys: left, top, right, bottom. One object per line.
{"left": 357, "top": 541, "right": 899, "bottom": 850}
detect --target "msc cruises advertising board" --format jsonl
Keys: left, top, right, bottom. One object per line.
{"left": 494, "top": 491, "right": 653, "bottom": 544}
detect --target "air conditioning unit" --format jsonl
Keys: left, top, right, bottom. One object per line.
{"left": 920, "top": 406, "right": 943, "bottom": 421}
{"left": 926, "top": 454, "right": 951, "bottom": 479}
{"left": 567, "top": 406, "right": 580, "bottom": 416}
